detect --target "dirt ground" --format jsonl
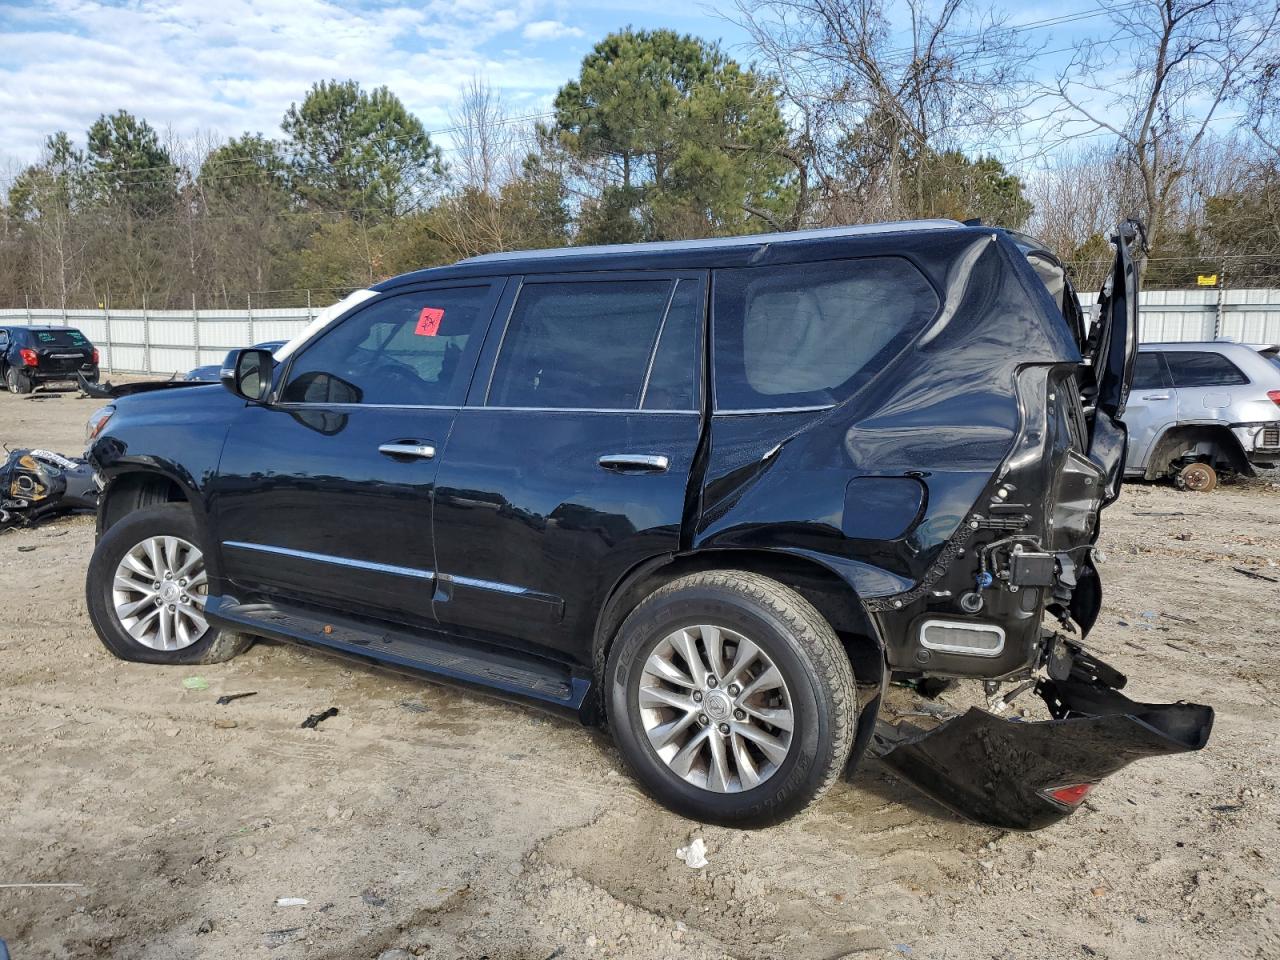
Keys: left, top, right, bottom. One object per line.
{"left": 1, "top": 385, "right": 1277, "bottom": 960}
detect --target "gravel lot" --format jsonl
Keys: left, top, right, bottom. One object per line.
{"left": 2, "top": 385, "right": 1278, "bottom": 960}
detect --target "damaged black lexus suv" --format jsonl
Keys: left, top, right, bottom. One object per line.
{"left": 83, "top": 220, "right": 1212, "bottom": 829}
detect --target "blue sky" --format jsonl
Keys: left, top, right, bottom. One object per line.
{"left": 0, "top": 0, "right": 1133, "bottom": 174}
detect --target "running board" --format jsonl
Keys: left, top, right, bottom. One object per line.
{"left": 205, "top": 596, "right": 590, "bottom": 717}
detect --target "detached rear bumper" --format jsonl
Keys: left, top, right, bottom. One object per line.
{"left": 874, "top": 641, "right": 1213, "bottom": 830}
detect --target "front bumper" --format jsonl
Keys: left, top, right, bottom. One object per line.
{"left": 1232, "top": 423, "right": 1280, "bottom": 467}
{"left": 873, "top": 639, "right": 1213, "bottom": 830}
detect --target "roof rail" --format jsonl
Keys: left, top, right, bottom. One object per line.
{"left": 457, "top": 219, "right": 966, "bottom": 265}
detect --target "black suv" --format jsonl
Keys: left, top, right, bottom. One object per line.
{"left": 83, "top": 221, "right": 1211, "bottom": 829}
{"left": 1, "top": 325, "right": 100, "bottom": 393}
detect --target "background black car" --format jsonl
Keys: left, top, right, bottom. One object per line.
{"left": 0, "top": 325, "right": 100, "bottom": 394}
{"left": 184, "top": 340, "right": 287, "bottom": 382}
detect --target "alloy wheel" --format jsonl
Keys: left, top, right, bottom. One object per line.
{"left": 637, "top": 623, "right": 794, "bottom": 793}
{"left": 112, "top": 535, "right": 209, "bottom": 650}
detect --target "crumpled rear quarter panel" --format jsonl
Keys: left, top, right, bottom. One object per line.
{"left": 694, "top": 229, "right": 1080, "bottom": 668}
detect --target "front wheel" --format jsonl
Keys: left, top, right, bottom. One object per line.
{"left": 606, "top": 570, "right": 857, "bottom": 827}
{"left": 6, "top": 367, "right": 32, "bottom": 394}
{"left": 86, "top": 503, "right": 253, "bottom": 665}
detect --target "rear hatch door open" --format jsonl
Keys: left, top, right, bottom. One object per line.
{"left": 1082, "top": 220, "right": 1145, "bottom": 502}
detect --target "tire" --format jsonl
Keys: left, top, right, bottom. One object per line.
{"left": 606, "top": 570, "right": 857, "bottom": 827}
{"left": 1177, "top": 461, "right": 1218, "bottom": 493}
{"left": 86, "top": 503, "right": 253, "bottom": 665}
{"left": 6, "top": 367, "right": 32, "bottom": 394}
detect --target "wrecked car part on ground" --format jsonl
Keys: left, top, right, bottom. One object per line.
{"left": 1, "top": 448, "right": 99, "bottom": 529}
{"left": 78, "top": 371, "right": 191, "bottom": 399}
{"left": 83, "top": 218, "right": 1211, "bottom": 828}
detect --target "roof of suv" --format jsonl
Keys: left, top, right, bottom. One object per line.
{"left": 459, "top": 220, "right": 963, "bottom": 264}
{"left": 1140, "top": 341, "right": 1276, "bottom": 354}
{"left": 374, "top": 219, "right": 972, "bottom": 290}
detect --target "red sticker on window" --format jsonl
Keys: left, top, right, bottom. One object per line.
{"left": 415, "top": 307, "right": 444, "bottom": 336}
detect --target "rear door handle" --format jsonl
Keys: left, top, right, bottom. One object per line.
{"left": 598, "top": 454, "right": 669, "bottom": 473}
{"left": 1141, "top": 393, "right": 1171, "bottom": 400}
{"left": 378, "top": 442, "right": 435, "bottom": 460}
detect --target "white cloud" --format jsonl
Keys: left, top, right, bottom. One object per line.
{"left": 0, "top": 0, "right": 575, "bottom": 170}
{"left": 522, "top": 20, "right": 583, "bottom": 41}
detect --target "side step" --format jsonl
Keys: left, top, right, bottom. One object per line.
{"left": 205, "top": 596, "right": 590, "bottom": 717}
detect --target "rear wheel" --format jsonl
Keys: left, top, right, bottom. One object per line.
{"left": 86, "top": 504, "right": 253, "bottom": 664}
{"left": 1177, "top": 461, "right": 1218, "bottom": 493}
{"left": 6, "top": 367, "right": 32, "bottom": 394}
{"left": 606, "top": 570, "right": 856, "bottom": 827}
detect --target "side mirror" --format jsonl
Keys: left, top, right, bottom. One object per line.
{"left": 221, "top": 348, "right": 275, "bottom": 402}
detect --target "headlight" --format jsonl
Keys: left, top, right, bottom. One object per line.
{"left": 86, "top": 404, "right": 115, "bottom": 442}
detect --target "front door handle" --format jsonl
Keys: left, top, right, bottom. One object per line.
{"left": 379, "top": 441, "right": 435, "bottom": 460}
{"left": 598, "top": 454, "right": 669, "bottom": 473}
{"left": 1141, "top": 393, "right": 1171, "bottom": 400}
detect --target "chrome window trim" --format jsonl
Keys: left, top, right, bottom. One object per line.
{"left": 464, "top": 406, "right": 700, "bottom": 415}
{"left": 271, "top": 402, "right": 463, "bottom": 411}
{"left": 638, "top": 281, "right": 680, "bottom": 409}
{"left": 222, "top": 541, "right": 435, "bottom": 580}
{"left": 713, "top": 404, "right": 836, "bottom": 415}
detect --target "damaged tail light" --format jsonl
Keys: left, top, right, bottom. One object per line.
{"left": 19, "top": 348, "right": 38, "bottom": 367}
{"left": 92, "top": 348, "right": 100, "bottom": 365}
{"left": 1041, "top": 783, "right": 1094, "bottom": 808}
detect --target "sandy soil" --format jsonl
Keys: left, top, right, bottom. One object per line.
{"left": 1, "top": 385, "right": 1277, "bottom": 960}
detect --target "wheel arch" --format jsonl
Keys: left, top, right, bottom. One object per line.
{"left": 1143, "top": 423, "right": 1252, "bottom": 480}
{"left": 99, "top": 469, "right": 195, "bottom": 534}
{"left": 589, "top": 547, "right": 886, "bottom": 722}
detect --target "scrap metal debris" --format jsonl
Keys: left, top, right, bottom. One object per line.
{"left": 300, "top": 707, "right": 338, "bottom": 729}
{"left": 216, "top": 692, "right": 258, "bottom": 705}
{"left": 0, "top": 449, "right": 98, "bottom": 530}
{"left": 1233, "top": 567, "right": 1279, "bottom": 583}
{"left": 77, "top": 370, "right": 185, "bottom": 399}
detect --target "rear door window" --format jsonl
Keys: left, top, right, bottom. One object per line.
{"left": 1163, "top": 351, "right": 1248, "bottom": 388}
{"left": 1132, "top": 352, "right": 1170, "bottom": 390}
{"left": 712, "top": 257, "right": 939, "bottom": 411}
{"left": 486, "top": 278, "right": 681, "bottom": 410}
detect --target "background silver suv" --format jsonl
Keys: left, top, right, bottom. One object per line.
{"left": 1124, "top": 341, "right": 1280, "bottom": 491}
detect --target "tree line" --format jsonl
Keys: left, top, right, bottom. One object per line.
{"left": 3, "top": 0, "right": 1279, "bottom": 310}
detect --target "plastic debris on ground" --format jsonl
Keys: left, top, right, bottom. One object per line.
{"left": 676, "top": 837, "right": 708, "bottom": 869}
{"left": 182, "top": 676, "right": 209, "bottom": 691}
{"left": 275, "top": 897, "right": 308, "bottom": 907}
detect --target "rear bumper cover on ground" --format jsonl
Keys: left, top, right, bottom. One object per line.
{"left": 874, "top": 641, "right": 1213, "bottom": 830}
